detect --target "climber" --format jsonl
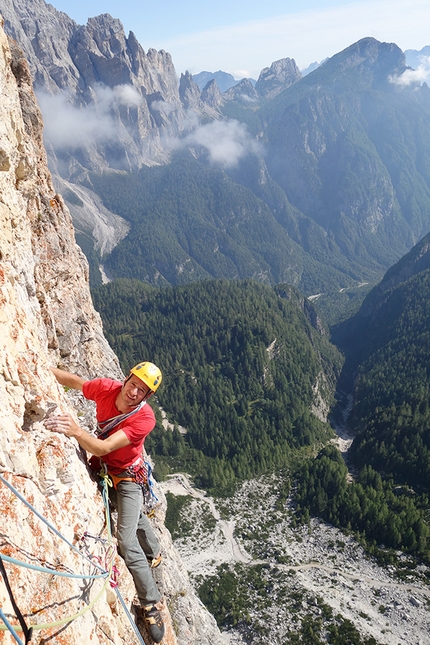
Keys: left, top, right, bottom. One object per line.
{"left": 45, "top": 362, "right": 165, "bottom": 643}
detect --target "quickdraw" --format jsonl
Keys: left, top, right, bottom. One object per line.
{"left": 79, "top": 533, "right": 119, "bottom": 589}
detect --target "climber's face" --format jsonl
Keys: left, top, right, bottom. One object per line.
{"left": 118, "top": 375, "right": 151, "bottom": 409}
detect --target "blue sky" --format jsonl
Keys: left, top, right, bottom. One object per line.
{"left": 50, "top": 0, "right": 430, "bottom": 78}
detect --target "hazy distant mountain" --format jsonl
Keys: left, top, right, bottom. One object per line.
{"left": 192, "top": 70, "right": 240, "bottom": 92}
{"left": 299, "top": 45, "right": 430, "bottom": 78}
{"left": 301, "top": 60, "right": 323, "bottom": 76}
{"left": 404, "top": 45, "right": 430, "bottom": 70}
{"left": 215, "top": 39, "right": 430, "bottom": 295}
{"left": 255, "top": 57, "right": 301, "bottom": 98}
{"left": 261, "top": 39, "right": 430, "bottom": 275}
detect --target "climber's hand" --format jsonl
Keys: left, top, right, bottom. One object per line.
{"left": 44, "top": 413, "right": 80, "bottom": 438}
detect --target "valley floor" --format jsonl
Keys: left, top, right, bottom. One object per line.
{"left": 160, "top": 474, "right": 430, "bottom": 645}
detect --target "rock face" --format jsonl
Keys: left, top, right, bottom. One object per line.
{"left": 200, "top": 79, "right": 223, "bottom": 110}
{"left": 0, "top": 21, "right": 224, "bottom": 645}
{"left": 0, "top": 0, "right": 188, "bottom": 178}
{"left": 0, "top": 0, "right": 232, "bottom": 257}
{"left": 255, "top": 58, "right": 302, "bottom": 98}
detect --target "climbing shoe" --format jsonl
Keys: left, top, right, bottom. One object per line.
{"left": 148, "top": 553, "right": 162, "bottom": 569}
{"left": 144, "top": 604, "right": 165, "bottom": 643}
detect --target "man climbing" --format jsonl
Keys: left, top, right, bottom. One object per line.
{"left": 45, "top": 361, "right": 165, "bottom": 643}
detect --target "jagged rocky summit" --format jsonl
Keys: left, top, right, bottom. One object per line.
{"left": 0, "top": 0, "right": 303, "bottom": 263}
{"left": 0, "top": 0, "right": 301, "bottom": 178}
{"left": 0, "top": 19, "right": 224, "bottom": 645}
{"left": 1, "top": 0, "right": 185, "bottom": 177}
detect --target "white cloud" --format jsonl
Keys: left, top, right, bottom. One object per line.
{"left": 390, "top": 55, "right": 430, "bottom": 87}
{"left": 239, "top": 94, "right": 258, "bottom": 103}
{"left": 172, "top": 119, "right": 263, "bottom": 168}
{"left": 38, "top": 82, "right": 259, "bottom": 169}
{"left": 36, "top": 83, "right": 143, "bottom": 149}
{"left": 151, "top": 100, "right": 176, "bottom": 115}
{"left": 109, "top": 84, "right": 143, "bottom": 107}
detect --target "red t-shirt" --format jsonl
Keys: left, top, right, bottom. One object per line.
{"left": 82, "top": 378, "right": 156, "bottom": 474}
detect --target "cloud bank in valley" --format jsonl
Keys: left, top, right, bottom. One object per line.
{"left": 38, "top": 81, "right": 262, "bottom": 169}
{"left": 170, "top": 118, "right": 263, "bottom": 168}
{"left": 37, "top": 84, "right": 143, "bottom": 149}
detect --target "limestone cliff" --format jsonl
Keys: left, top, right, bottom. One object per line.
{"left": 0, "top": 21, "right": 223, "bottom": 645}
{"left": 0, "top": 0, "right": 191, "bottom": 178}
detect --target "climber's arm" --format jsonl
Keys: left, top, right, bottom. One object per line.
{"left": 44, "top": 414, "right": 131, "bottom": 456}
{"left": 51, "top": 367, "right": 86, "bottom": 391}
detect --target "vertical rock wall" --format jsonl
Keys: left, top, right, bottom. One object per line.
{"left": 0, "top": 21, "right": 223, "bottom": 645}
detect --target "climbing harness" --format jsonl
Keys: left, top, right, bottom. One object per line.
{"left": 96, "top": 457, "right": 159, "bottom": 516}
{"left": 0, "top": 472, "right": 149, "bottom": 645}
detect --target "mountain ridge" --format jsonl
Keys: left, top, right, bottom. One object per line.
{"left": 3, "top": 0, "right": 430, "bottom": 307}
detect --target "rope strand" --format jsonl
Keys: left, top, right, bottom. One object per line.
{"left": 0, "top": 471, "right": 149, "bottom": 644}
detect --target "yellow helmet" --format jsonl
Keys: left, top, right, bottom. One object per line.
{"left": 130, "top": 361, "right": 162, "bottom": 393}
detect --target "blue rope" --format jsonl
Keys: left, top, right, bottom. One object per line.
{"left": 0, "top": 609, "right": 24, "bottom": 645}
{"left": 0, "top": 554, "right": 107, "bottom": 579}
{"left": 0, "top": 472, "right": 105, "bottom": 574}
{"left": 146, "top": 461, "right": 159, "bottom": 505}
{"left": 114, "top": 587, "right": 148, "bottom": 645}
{"left": 0, "top": 472, "right": 151, "bottom": 645}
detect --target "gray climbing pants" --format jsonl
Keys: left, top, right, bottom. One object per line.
{"left": 109, "top": 478, "right": 161, "bottom": 606}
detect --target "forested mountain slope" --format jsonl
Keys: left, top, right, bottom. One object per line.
{"left": 294, "top": 233, "right": 430, "bottom": 562}
{"left": 332, "top": 230, "right": 430, "bottom": 392}
{"left": 92, "top": 278, "right": 342, "bottom": 492}
{"left": 89, "top": 154, "right": 353, "bottom": 294}
{"left": 331, "top": 231, "right": 430, "bottom": 489}
{"left": 228, "top": 38, "right": 430, "bottom": 279}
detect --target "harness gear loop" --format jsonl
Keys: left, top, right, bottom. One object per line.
{"left": 102, "top": 457, "right": 148, "bottom": 490}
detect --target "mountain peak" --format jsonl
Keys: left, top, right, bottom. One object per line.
{"left": 255, "top": 57, "right": 301, "bottom": 98}
{"left": 192, "top": 70, "right": 239, "bottom": 92}
{"left": 322, "top": 37, "right": 406, "bottom": 80}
